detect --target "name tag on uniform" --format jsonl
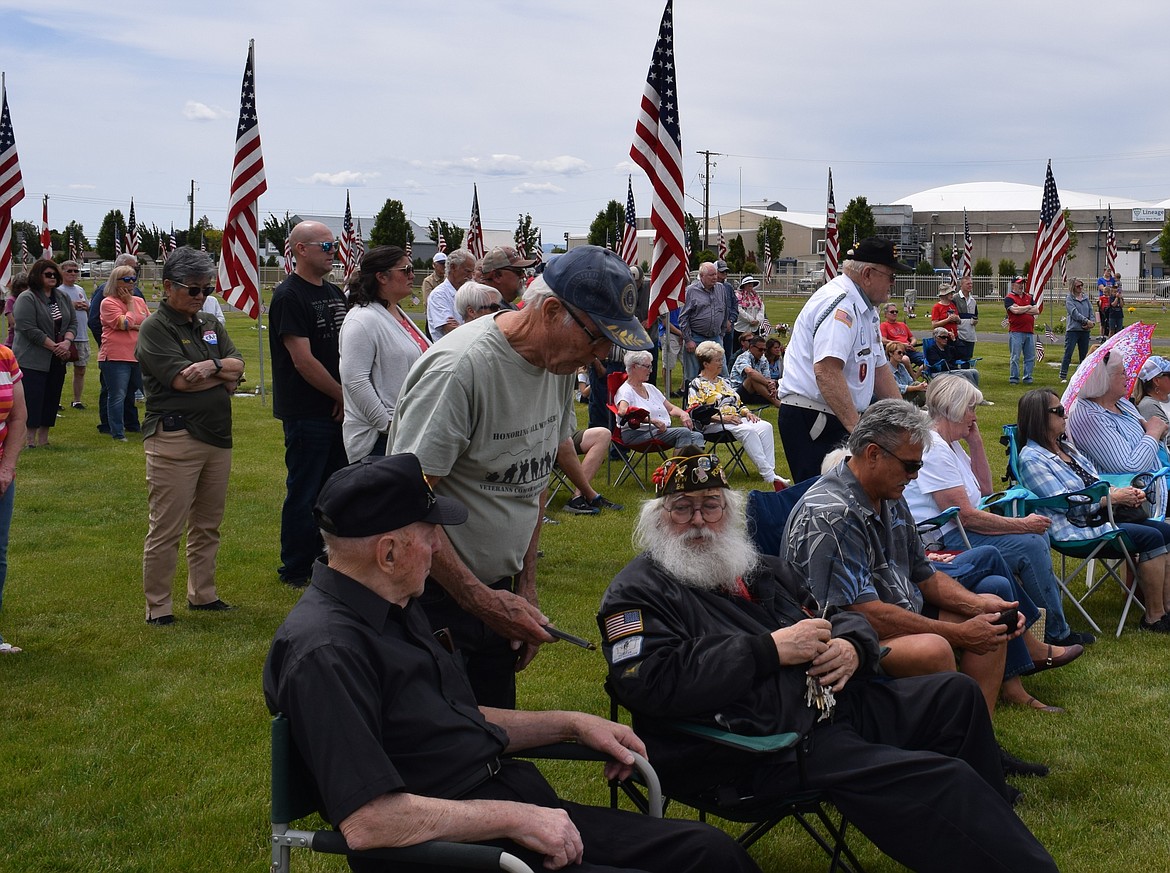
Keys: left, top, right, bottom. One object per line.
{"left": 203, "top": 331, "right": 219, "bottom": 345}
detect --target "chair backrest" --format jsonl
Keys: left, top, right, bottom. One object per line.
{"left": 271, "top": 714, "right": 324, "bottom": 826}
{"left": 921, "top": 337, "right": 941, "bottom": 373}
{"left": 1000, "top": 423, "right": 1022, "bottom": 485}
{"left": 746, "top": 478, "right": 818, "bottom": 557}
{"left": 606, "top": 370, "right": 628, "bottom": 400}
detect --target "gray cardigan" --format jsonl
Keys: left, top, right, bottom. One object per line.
{"left": 12, "top": 288, "right": 79, "bottom": 373}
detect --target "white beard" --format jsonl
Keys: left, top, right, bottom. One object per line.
{"left": 635, "top": 497, "right": 760, "bottom": 592}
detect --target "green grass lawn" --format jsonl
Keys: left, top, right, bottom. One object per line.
{"left": 2, "top": 299, "right": 1169, "bottom": 872}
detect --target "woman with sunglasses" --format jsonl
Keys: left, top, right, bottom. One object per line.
{"left": 136, "top": 247, "right": 244, "bottom": 625}
{"left": 12, "top": 259, "right": 78, "bottom": 448}
{"left": 338, "top": 246, "right": 429, "bottom": 462}
{"left": 1131, "top": 356, "right": 1170, "bottom": 434}
{"left": 1017, "top": 387, "right": 1170, "bottom": 632}
{"left": 97, "top": 265, "right": 151, "bottom": 442}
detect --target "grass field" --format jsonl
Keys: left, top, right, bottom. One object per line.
{"left": 2, "top": 293, "right": 1169, "bottom": 872}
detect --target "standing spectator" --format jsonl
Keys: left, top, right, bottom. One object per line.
{"left": 200, "top": 292, "right": 226, "bottom": 325}
{"left": 4, "top": 273, "right": 28, "bottom": 347}
{"left": 480, "top": 245, "right": 536, "bottom": 311}
{"left": 777, "top": 238, "right": 904, "bottom": 482}
{"left": 389, "top": 245, "right": 653, "bottom": 708}
{"left": 1109, "top": 282, "right": 1125, "bottom": 337}
{"left": 660, "top": 307, "right": 684, "bottom": 395}
{"left": 679, "top": 262, "right": 730, "bottom": 385}
{"left": 1097, "top": 266, "right": 1117, "bottom": 338}
{"left": 0, "top": 342, "right": 25, "bottom": 653}
{"left": 12, "top": 259, "right": 77, "bottom": 449}
{"left": 1004, "top": 277, "right": 1039, "bottom": 385}
{"left": 715, "top": 259, "right": 738, "bottom": 366}
{"left": 339, "top": 246, "right": 430, "bottom": 463}
{"left": 269, "top": 220, "right": 348, "bottom": 589}
{"left": 879, "top": 301, "right": 923, "bottom": 365}
{"left": 732, "top": 275, "right": 766, "bottom": 349}
{"left": 57, "top": 261, "right": 91, "bottom": 408}
{"left": 97, "top": 265, "right": 150, "bottom": 441}
{"left": 930, "top": 284, "right": 961, "bottom": 339}
{"left": 425, "top": 248, "right": 475, "bottom": 339}
{"left": 453, "top": 281, "right": 502, "bottom": 324}
{"left": 89, "top": 253, "right": 143, "bottom": 435}
{"left": 136, "top": 247, "right": 244, "bottom": 625}
{"left": 419, "top": 251, "right": 447, "bottom": 303}
{"left": 1060, "top": 278, "right": 1095, "bottom": 383}
{"left": 953, "top": 275, "right": 979, "bottom": 362}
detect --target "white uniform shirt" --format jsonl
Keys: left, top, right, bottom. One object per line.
{"left": 779, "top": 273, "right": 887, "bottom": 413}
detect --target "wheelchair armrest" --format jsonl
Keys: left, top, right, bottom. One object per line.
{"left": 670, "top": 721, "right": 802, "bottom": 753}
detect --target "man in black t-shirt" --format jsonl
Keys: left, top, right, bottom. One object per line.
{"left": 268, "top": 220, "right": 348, "bottom": 588}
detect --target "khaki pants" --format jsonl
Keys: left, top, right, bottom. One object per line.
{"left": 143, "top": 429, "right": 232, "bottom": 619}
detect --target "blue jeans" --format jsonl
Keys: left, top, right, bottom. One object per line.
{"left": 97, "top": 360, "right": 140, "bottom": 433}
{"left": 1008, "top": 332, "right": 1035, "bottom": 383}
{"left": 942, "top": 529, "right": 1071, "bottom": 643}
{"left": 279, "top": 417, "right": 347, "bottom": 584}
{"left": 99, "top": 360, "right": 139, "bottom": 439}
{"left": 0, "top": 480, "right": 14, "bottom": 612}
{"left": 681, "top": 334, "right": 727, "bottom": 384}
{"left": 1060, "top": 330, "right": 1090, "bottom": 379}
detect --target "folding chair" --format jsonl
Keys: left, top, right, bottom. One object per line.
{"left": 683, "top": 379, "right": 751, "bottom": 479}
{"left": 746, "top": 478, "right": 817, "bottom": 557}
{"left": 605, "top": 371, "right": 671, "bottom": 490}
{"left": 270, "top": 714, "right": 660, "bottom": 873}
{"left": 546, "top": 463, "right": 573, "bottom": 504}
{"left": 921, "top": 338, "right": 982, "bottom": 381}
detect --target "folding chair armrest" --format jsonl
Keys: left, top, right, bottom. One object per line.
{"left": 308, "top": 831, "right": 534, "bottom": 872}
{"left": 1023, "top": 481, "right": 1108, "bottom": 515}
{"left": 670, "top": 721, "right": 802, "bottom": 754}
{"left": 916, "top": 506, "right": 960, "bottom": 532}
{"left": 516, "top": 743, "right": 662, "bottom": 818}
{"left": 979, "top": 486, "right": 1033, "bottom": 516}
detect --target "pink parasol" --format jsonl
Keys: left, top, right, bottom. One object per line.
{"left": 1061, "top": 321, "right": 1156, "bottom": 413}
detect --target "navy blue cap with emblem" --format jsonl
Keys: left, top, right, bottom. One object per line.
{"left": 542, "top": 245, "right": 654, "bottom": 351}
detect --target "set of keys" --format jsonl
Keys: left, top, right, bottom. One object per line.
{"left": 805, "top": 673, "right": 836, "bottom": 722}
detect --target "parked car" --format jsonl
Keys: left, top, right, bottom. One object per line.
{"left": 1156, "top": 280, "right": 1170, "bottom": 298}
{"left": 932, "top": 268, "right": 956, "bottom": 282}
{"left": 797, "top": 269, "right": 825, "bottom": 291}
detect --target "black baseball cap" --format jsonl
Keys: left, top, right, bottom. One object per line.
{"left": 542, "top": 245, "right": 653, "bottom": 350}
{"left": 314, "top": 454, "right": 467, "bottom": 537}
{"left": 846, "top": 238, "right": 913, "bottom": 272}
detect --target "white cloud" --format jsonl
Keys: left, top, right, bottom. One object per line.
{"left": 511, "top": 182, "right": 565, "bottom": 195}
{"left": 532, "top": 156, "right": 590, "bottom": 175}
{"left": 613, "top": 160, "right": 639, "bottom": 175}
{"left": 295, "top": 171, "right": 382, "bottom": 186}
{"left": 400, "top": 179, "right": 427, "bottom": 192}
{"left": 182, "top": 101, "right": 224, "bottom": 121}
{"left": 67, "top": 183, "right": 96, "bottom": 190}
{"left": 420, "top": 154, "right": 590, "bottom": 177}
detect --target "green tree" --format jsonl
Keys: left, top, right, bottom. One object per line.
{"left": 139, "top": 224, "right": 164, "bottom": 260}
{"left": 726, "top": 234, "right": 747, "bottom": 272}
{"left": 973, "top": 258, "right": 993, "bottom": 276}
{"left": 684, "top": 213, "right": 702, "bottom": 268}
{"left": 515, "top": 213, "right": 540, "bottom": 258}
{"left": 915, "top": 260, "right": 935, "bottom": 276}
{"left": 693, "top": 248, "right": 717, "bottom": 266}
{"left": 369, "top": 199, "right": 413, "bottom": 249}
{"left": 263, "top": 213, "right": 292, "bottom": 252}
{"left": 427, "top": 218, "right": 464, "bottom": 253}
{"left": 1063, "top": 208, "right": 1078, "bottom": 265}
{"left": 939, "top": 244, "right": 956, "bottom": 267}
{"left": 191, "top": 216, "right": 222, "bottom": 258}
{"left": 755, "top": 217, "right": 785, "bottom": 269}
{"left": 1159, "top": 219, "right": 1170, "bottom": 277}
{"left": 10, "top": 220, "right": 36, "bottom": 265}
{"left": 96, "top": 209, "right": 127, "bottom": 260}
{"left": 587, "top": 200, "right": 623, "bottom": 248}
{"left": 63, "top": 221, "right": 89, "bottom": 255}
{"left": 837, "top": 197, "right": 876, "bottom": 253}
{"left": 998, "top": 258, "right": 1017, "bottom": 277}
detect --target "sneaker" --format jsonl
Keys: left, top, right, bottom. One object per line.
{"left": 146, "top": 615, "right": 175, "bottom": 626}
{"left": 71, "top": 401, "right": 85, "bottom": 409}
{"left": 1139, "top": 614, "right": 1170, "bottom": 633}
{"left": 541, "top": 515, "right": 560, "bottom": 525}
{"left": 999, "top": 746, "right": 1049, "bottom": 778}
{"left": 563, "top": 495, "right": 601, "bottom": 515}
{"left": 978, "top": 400, "right": 995, "bottom": 406}
{"left": 590, "top": 494, "right": 624, "bottom": 511}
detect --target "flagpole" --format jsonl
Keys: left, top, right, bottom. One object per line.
{"left": 256, "top": 283, "right": 267, "bottom": 405}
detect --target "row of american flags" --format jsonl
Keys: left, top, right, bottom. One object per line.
{"left": 3, "top": 4, "right": 1087, "bottom": 329}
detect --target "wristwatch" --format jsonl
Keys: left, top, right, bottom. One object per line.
{"left": 212, "top": 357, "right": 222, "bottom": 372}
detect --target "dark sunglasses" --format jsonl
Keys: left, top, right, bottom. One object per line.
{"left": 172, "top": 281, "right": 214, "bottom": 297}
{"left": 476, "top": 303, "right": 502, "bottom": 313}
{"left": 302, "top": 240, "right": 337, "bottom": 253}
{"left": 117, "top": 276, "right": 137, "bottom": 283}
{"left": 877, "top": 443, "right": 924, "bottom": 474}
{"left": 63, "top": 268, "right": 80, "bottom": 274}
{"left": 1048, "top": 405, "right": 1066, "bottom": 418}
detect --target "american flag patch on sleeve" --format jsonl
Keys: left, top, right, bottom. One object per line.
{"left": 603, "top": 609, "right": 644, "bottom": 642}
{"left": 833, "top": 308, "right": 853, "bottom": 327}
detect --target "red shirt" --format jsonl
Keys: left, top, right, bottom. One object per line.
{"left": 930, "top": 301, "right": 959, "bottom": 338}
{"left": 1004, "top": 290, "right": 1035, "bottom": 333}
{"left": 879, "top": 320, "right": 914, "bottom": 345}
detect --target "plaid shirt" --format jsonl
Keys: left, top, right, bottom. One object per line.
{"left": 1017, "top": 440, "right": 1115, "bottom": 542}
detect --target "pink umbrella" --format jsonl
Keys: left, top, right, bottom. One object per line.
{"left": 1061, "top": 321, "right": 1156, "bottom": 413}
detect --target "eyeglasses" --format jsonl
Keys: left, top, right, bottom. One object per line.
{"left": 869, "top": 267, "right": 896, "bottom": 283}
{"left": 501, "top": 266, "right": 526, "bottom": 277}
{"left": 301, "top": 240, "right": 337, "bottom": 253}
{"left": 563, "top": 301, "right": 607, "bottom": 348}
{"left": 63, "top": 268, "right": 80, "bottom": 274}
{"left": 385, "top": 265, "right": 414, "bottom": 275}
{"left": 1048, "top": 405, "right": 1066, "bottom": 418}
{"left": 665, "top": 498, "right": 725, "bottom": 523}
{"left": 118, "top": 276, "right": 137, "bottom": 283}
{"left": 476, "top": 303, "right": 502, "bottom": 313}
{"left": 172, "top": 280, "right": 214, "bottom": 297}
{"left": 43, "top": 270, "right": 59, "bottom": 278}
{"left": 876, "top": 443, "right": 924, "bottom": 474}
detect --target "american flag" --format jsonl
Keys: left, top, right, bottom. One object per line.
{"left": 1036, "top": 338, "right": 1045, "bottom": 363}
{"left": 125, "top": 198, "right": 139, "bottom": 255}
{"left": 961, "top": 208, "right": 972, "bottom": 278}
{"left": 1106, "top": 205, "right": 1117, "bottom": 275}
{"left": 40, "top": 194, "right": 51, "bottom": 258}
{"left": 115, "top": 223, "right": 122, "bottom": 257}
{"left": 717, "top": 215, "right": 727, "bottom": 260}
{"left": 949, "top": 233, "right": 959, "bottom": 286}
{"left": 168, "top": 223, "right": 177, "bottom": 253}
{"left": 282, "top": 214, "right": 293, "bottom": 275}
{"left": 1045, "top": 324, "right": 1057, "bottom": 343}
{"left": 619, "top": 175, "right": 639, "bottom": 266}
{"left": 199, "top": 230, "right": 206, "bottom": 252}
{"left": 0, "top": 75, "right": 24, "bottom": 294}
{"left": 353, "top": 218, "right": 366, "bottom": 267}
{"left": 532, "top": 230, "right": 543, "bottom": 266}
{"left": 338, "top": 190, "right": 354, "bottom": 276}
{"left": 69, "top": 232, "right": 78, "bottom": 262}
{"left": 630, "top": 0, "right": 688, "bottom": 324}
{"left": 405, "top": 237, "right": 412, "bottom": 257}
{"left": 763, "top": 238, "right": 773, "bottom": 282}
{"left": 216, "top": 40, "right": 267, "bottom": 320}
{"left": 436, "top": 225, "right": 447, "bottom": 254}
{"left": 1024, "top": 161, "right": 1070, "bottom": 306}
{"left": 824, "top": 167, "right": 839, "bottom": 281}
{"left": 467, "top": 183, "right": 486, "bottom": 259}
{"left": 19, "top": 234, "right": 29, "bottom": 263}
{"left": 157, "top": 234, "right": 166, "bottom": 263}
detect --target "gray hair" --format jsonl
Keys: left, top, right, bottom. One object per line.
{"left": 454, "top": 281, "right": 500, "bottom": 319}
{"left": 633, "top": 488, "right": 747, "bottom": 553}
{"left": 1080, "top": 349, "right": 1125, "bottom": 400}
{"left": 59, "top": 259, "right": 79, "bottom": 270}
{"left": 925, "top": 375, "right": 983, "bottom": 423}
{"left": 445, "top": 249, "right": 476, "bottom": 273}
{"left": 847, "top": 399, "right": 932, "bottom": 455}
{"left": 162, "top": 246, "right": 216, "bottom": 284}
{"left": 694, "top": 340, "right": 725, "bottom": 364}
{"left": 624, "top": 349, "right": 653, "bottom": 370}
{"left": 114, "top": 253, "right": 139, "bottom": 268}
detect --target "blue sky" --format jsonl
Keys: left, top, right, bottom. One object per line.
{"left": 2, "top": 0, "right": 1167, "bottom": 245}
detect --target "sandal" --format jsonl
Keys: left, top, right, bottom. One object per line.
{"left": 0, "top": 642, "right": 22, "bottom": 654}
{"left": 1025, "top": 643, "right": 1083, "bottom": 675}
{"left": 1003, "top": 694, "right": 1063, "bottom": 714}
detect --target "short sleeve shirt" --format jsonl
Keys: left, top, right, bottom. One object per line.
{"left": 268, "top": 273, "right": 346, "bottom": 420}
{"left": 0, "top": 345, "right": 23, "bottom": 457}
{"left": 902, "top": 430, "right": 979, "bottom": 535}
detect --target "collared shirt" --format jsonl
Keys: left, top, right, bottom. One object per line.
{"left": 426, "top": 278, "right": 463, "bottom": 338}
{"left": 729, "top": 349, "right": 766, "bottom": 389}
{"left": 783, "top": 460, "right": 932, "bottom": 614}
{"left": 778, "top": 273, "right": 887, "bottom": 412}
{"left": 678, "top": 281, "right": 728, "bottom": 338}
{"left": 1004, "top": 290, "right": 1035, "bottom": 333}
{"left": 1017, "top": 439, "right": 1117, "bottom": 542}
{"left": 1067, "top": 398, "right": 1162, "bottom": 474}
{"left": 263, "top": 561, "right": 509, "bottom": 825}
{"left": 954, "top": 291, "right": 978, "bottom": 342}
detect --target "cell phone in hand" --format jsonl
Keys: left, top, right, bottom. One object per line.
{"left": 993, "top": 607, "right": 1019, "bottom": 629}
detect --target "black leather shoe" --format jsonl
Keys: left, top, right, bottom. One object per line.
{"left": 1049, "top": 630, "right": 1096, "bottom": 646}
{"left": 280, "top": 577, "right": 310, "bottom": 589}
{"left": 188, "top": 598, "right": 237, "bottom": 611}
{"left": 1000, "top": 746, "right": 1049, "bottom": 778}
{"left": 146, "top": 615, "right": 175, "bottom": 626}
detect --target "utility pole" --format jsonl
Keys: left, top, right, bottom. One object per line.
{"left": 697, "top": 149, "right": 721, "bottom": 250}
{"left": 188, "top": 180, "right": 197, "bottom": 233}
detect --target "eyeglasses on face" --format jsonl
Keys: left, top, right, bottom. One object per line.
{"left": 63, "top": 268, "right": 80, "bottom": 274}
{"left": 118, "top": 275, "right": 137, "bottom": 283}
{"left": 385, "top": 265, "right": 414, "bottom": 275}
{"left": 301, "top": 240, "right": 337, "bottom": 253}
{"left": 876, "top": 443, "right": 924, "bottom": 474}
{"left": 665, "top": 498, "right": 725, "bottom": 523}
{"left": 172, "top": 281, "right": 214, "bottom": 297}
{"left": 563, "top": 301, "right": 606, "bottom": 348}
{"left": 43, "top": 270, "right": 60, "bottom": 278}
{"left": 476, "top": 303, "right": 502, "bottom": 313}
{"left": 1048, "top": 405, "right": 1066, "bottom": 418}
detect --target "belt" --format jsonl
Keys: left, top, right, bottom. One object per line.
{"left": 779, "top": 394, "right": 835, "bottom": 416}
{"left": 453, "top": 756, "right": 503, "bottom": 799}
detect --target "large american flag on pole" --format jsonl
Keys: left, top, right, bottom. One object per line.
{"left": 466, "top": 184, "right": 486, "bottom": 259}
{"left": 436, "top": 225, "right": 447, "bottom": 254}
{"left": 338, "top": 190, "right": 354, "bottom": 276}
{"left": 619, "top": 176, "right": 639, "bottom": 266}
{"left": 115, "top": 223, "right": 122, "bottom": 257}
{"left": 824, "top": 167, "right": 839, "bottom": 281}
{"left": 0, "top": 74, "right": 23, "bottom": 294}
{"left": 216, "top": 40, "right": 267, "bottom": 320}
{"left": 1025, "top": 161, "right": 1070, "bottom": 306}
{"left": 533, "top": 230, "right": 543, "bottom": 267}
{"left": 961, "top": 208, "right": 972, "bottom": 279}
{"left": 1106, "top": 205, "right": 1117, "bottom": 275}
{"left": 630, "top": 0, "right": 687, "bottom": 324}
{"left": 168, "top": 223, "right": 177, "bottom": 253}
{"left": 40, "top": 194, "right": 51, "bottom": 259}
{"left": 949, "top": 232, "right": 959, "bottom": 286}
{"left": 717, "top": 215, "right": 727, "bottom": 260}
{"left": 763, "top": 238, "right": 773, "bottom": 283}
{"left": 125, "top": 198, "right": 139, "bottom": 255}
{"left": 353, "top": 218, "right": 366, "bottom": 267}
{"left": 69, "top": 232, "right": 78, "bottom": 262}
